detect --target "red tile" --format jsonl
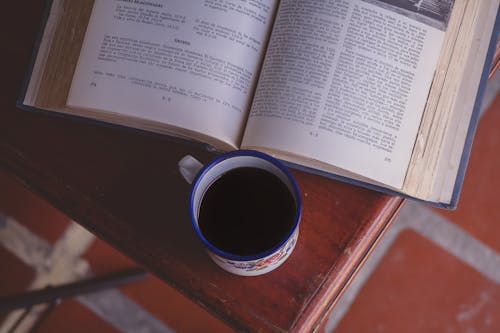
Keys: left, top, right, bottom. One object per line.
{"left": 36, "top": 299, "right": 121, "bottom": 333}
{"left": 435, "top": 94, "right": 500, "bottom": 252}
{"left": 0, "top": 247, "right": 34, "bottom": 296}
{"left": 0, "top": 169, "right": 70, "bottom": 244}
{"left": 0, "top": 247, "right": 35, "bottom": 324}
{"left": 335, "top": 230, "right": 500, "bottom": 333}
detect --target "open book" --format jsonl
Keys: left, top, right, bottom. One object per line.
{"left": 19, "top": 0, "right": 500, "bottom": 208}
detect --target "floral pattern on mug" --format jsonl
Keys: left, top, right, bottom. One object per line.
{"left": 211, "top": 229, "right": 298, "bottom": 274}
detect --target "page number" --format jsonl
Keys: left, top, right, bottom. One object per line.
{"left": 309, "top": 131, "right": 319, "bottom": 138}
{"left": 384, "top": 157, "right": 392, "bottom": 163}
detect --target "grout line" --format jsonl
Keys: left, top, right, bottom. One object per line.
{"left": 0, "top": 218, "right": 94, "bottom": 333}
{"left": 0, "top": 216, "right": 52, "bottom": 268}
{"left": 326, "top": 201, "right": 500, "bottom": 332}
{"left": 78, "top": 290, "right": 175, "bottom": 333}
{"left": 0, "top": 216, "right": 174, "bottom": 333}
{"left": 404, "top": 202, "right": 500, "bottom": 284}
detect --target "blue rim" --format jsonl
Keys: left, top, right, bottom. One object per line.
{"left": 189, "top": 150, "right": 302, "bottom": 262}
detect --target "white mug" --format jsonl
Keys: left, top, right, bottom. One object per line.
{"left": 179, "top": 150, "right": 301, "bottom": 276}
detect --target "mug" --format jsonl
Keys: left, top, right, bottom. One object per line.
{"left": 179, "top": 150, "right": 301, "bottom": 276}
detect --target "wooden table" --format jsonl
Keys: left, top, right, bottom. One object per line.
{"left": 0, "top": 2, "right": 403, "bottom": 332}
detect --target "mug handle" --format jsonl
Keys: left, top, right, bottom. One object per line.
{"left": 178, "top": 155, "right": 204, "bottom": 184}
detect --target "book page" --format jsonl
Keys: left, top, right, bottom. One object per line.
{"left": 242, "top": 0, "right": 448, "bottom": 188}
{"left": 68, "top": 0, "right": 277, "bottom": 148}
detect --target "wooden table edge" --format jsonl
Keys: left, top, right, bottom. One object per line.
{"left": 0, "top": 142, "right": 405, "bottom": 333}
{"left": 291, "top": 196, "right": 405, "bottom": 332}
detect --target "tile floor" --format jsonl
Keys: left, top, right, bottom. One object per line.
{"left": 1, "top": 74, "right": 500, "bottom": 332}
{"left": 0, "top": 170, "right": 233, "bottom": 333}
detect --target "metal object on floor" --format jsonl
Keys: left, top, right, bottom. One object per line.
{"left": 0, "top": 268, "right": 146, "bottom": 314}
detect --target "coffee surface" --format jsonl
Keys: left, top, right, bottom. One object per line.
{"left": 198, "top": 167, "right": 296, "bottom": 256}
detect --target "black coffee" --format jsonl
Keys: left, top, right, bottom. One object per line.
{"left": 198, "top": 167, "right": 297, "bottom": 256}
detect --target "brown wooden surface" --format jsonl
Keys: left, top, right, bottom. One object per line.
{"left": 0, "top": 2, "right": 403, "bottom": 332}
